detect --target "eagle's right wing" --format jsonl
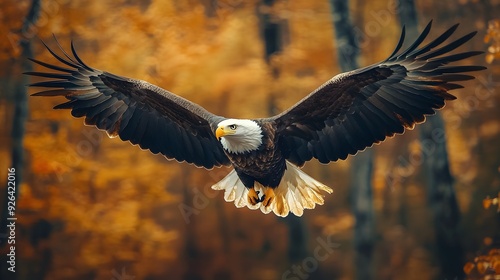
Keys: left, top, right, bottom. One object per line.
{"left": 27, "top": 39, "right": 230, "bottom": 169}
{"left": 268, "top": 22, "right": 485, "bottom": 166}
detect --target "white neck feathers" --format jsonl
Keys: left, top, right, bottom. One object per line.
{"left": 218, "top": 119, "right": 263, "bottom": 154}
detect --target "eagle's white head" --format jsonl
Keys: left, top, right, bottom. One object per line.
{"left": 216, "top": 119, "right": 263, "bottom": 154}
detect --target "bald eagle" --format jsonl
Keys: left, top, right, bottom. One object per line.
{"left": 28, "top": 22, "right": 485, "bottom": 217}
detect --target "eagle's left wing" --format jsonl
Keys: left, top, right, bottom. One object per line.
{"left": 268, "top": 22, "right": 485, "bottom": 166}
{"left": 27, "top": 38, "right": 230, "bottom": 169}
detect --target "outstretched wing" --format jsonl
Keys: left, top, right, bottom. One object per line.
{"left": 269, "top": 21, "right": 485, "bottom": 166}
{"left": 27, "top": 38, "right": 230, "bottom": 169}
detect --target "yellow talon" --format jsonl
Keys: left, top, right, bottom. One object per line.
{"left": 248, "top": 188, "right": 260, "bottom": 205}
{"left": 261, "top": 187, "right": 275, "bottom": 207}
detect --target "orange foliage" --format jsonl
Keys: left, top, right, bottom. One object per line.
{"left": 465, "top": 249, "right": 500, "bottom": 278}
{"left": 485, "top": 19, "right": 500, "bottom": 64}
{"left": 0, "top": 0, "right": 498, "bottom": 279}
{"left": 483, "top": 192, "right": 500, "bottom": 211}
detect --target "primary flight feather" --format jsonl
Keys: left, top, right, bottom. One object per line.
{"left": 27, "top": 21, "right": 485, "bottom": 217}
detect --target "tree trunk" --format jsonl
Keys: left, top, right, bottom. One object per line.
{"left": 395, "top": 2, "right": 464, "bottom": 279}
{"left": 329, "top": 1, "right": 375, "bottom": 280}
{"left": 349, "top": 149, "right": 375, "bottom": 280}
{"left": 257, "top": 0, "right": 288, "bottom": 78}
{"left": 421, "top": 115, "right": 464, "bottom": 279}
{"left": 0, "top": 2, "right": 40, "bottom": 280}
{"left": 181, "top": 168, "right": 204, "bottom": 280}
{"left": 329, "top": 0, "right": 359, "bottom": 71}
{"left": 1, "top": 0, "right": 39, "bottom": 238}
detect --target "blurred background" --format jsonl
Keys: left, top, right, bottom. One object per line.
{"left": 0, "top": 0, "right": 499, "bottom": 279}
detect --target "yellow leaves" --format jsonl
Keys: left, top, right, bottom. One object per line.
{"left": 465, "top": 248, "right": 500, "bottom": 278}
{"left": 480, "top": 121, "right": 500, "bottom": 138}
{"left": 8, "top": 0, "right": 498, "bottom": 279}
{"left": 477, "top": 261, "right": 490, "bottom": 274}
{"left": 31, "top": 156, "right": 71, "bottom": 178}
{"left": 484, "top": 19, "right": 500, "bottom": 64}
{"left": 483, "top": 192, "right": 500, "bottom": 211}
{"left": 486, "top": 52, "right": 499, "bottom": 65}
{"left": 464, "top": 262, "right": 475, "bottom": 275}
{"left": 483, "top": 197, "right": 493, "bottom": 209}
{"left": 25, "top": 129, "right": 77, "bottom": 180}
{"left": 471, "top": 193, "right": 500, "bottom": 278}
{"left": 494, "top": 259, "right": 500, "bottom": 275}
{"left": 314, "top": 212, "right": 355, "bottom": 236}
{"left": 18, "top": 183, "right": 47, "bottom": 213}
{"left": 0, "top": 0, "right": 27, "bottom": 61}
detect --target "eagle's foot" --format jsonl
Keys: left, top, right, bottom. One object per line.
{"left": 247, "top": 188, "right": 260, "bottom": 205}
{"left": 261, "top": 187, "right": 275, "bottom": 207}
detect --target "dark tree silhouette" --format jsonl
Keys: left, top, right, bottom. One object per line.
{"left": 1, "top": 2, "right": 40, "bottom": 280}
{"left": 257, "top": 0, "right": 289, "bottom": 77}
{"left": 1, "top": 0, "right": 40, "bottom": 234}
{"left": 395, "top": 1, "right": 465, "bottom": 279}
{"left": 181, "top": 168, "right": 204, "bottom": 280}
{"left": 329, "top": 1, "right": 375, "bottom": 280}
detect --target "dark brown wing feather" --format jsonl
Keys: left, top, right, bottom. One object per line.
{"left": 268, "top": 21, "right": 486, "bottom": 166}
{"left": 27, "top": 38, "right": 229, "bottom": 169}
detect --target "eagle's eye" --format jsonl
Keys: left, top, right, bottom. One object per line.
{"left": 229, "top": 124, "right": 237, "bottom": 130}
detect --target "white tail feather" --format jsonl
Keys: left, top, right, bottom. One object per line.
{"left": 211, "top": 161, "right": 333, "bottom": 217}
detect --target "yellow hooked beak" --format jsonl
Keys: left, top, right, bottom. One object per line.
{"left": 216, "top": 126, "right": 226, "bottom": 140}
{"left": 216, "top": 126, "right": 236, "bottom": 140}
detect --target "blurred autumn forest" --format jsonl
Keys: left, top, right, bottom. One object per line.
{"left": 0, "top": 0, "right": 499, "bottom": 279}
